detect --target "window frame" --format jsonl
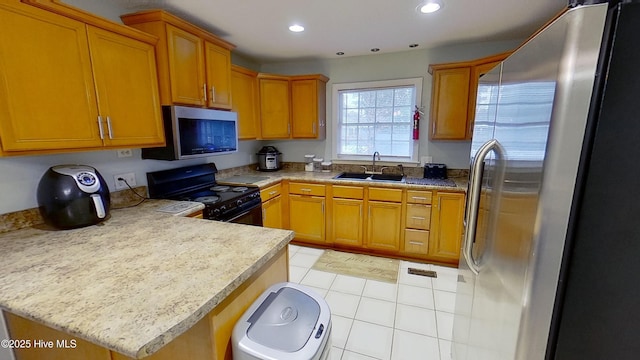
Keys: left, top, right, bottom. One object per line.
{"left": 331, "top": 77, "right": 423, "bottom": 164}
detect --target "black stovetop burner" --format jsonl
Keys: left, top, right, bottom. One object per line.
{"left": 146, "top": 164, "right": 261, "bottom": 221}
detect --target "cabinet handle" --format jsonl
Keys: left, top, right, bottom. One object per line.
{"left": 106, "top": 116, "right": 113, "bottom": 139}
{"left": 412, "top": 196, "right": 428, "bottom": 201}
{"left": 312, "top": 121, "right": 316, "bottom": 134}
{"left": 210, "top": 86, "right": 216, "bottom": 103}
{"left": 409, "top": 241, "right": 424, "bottom": 246}
{"left": 301, "top": 188, "right": 312, "bottom": 192}
{"left": 411, "top": 216, "right": 426, "bottom": 221}
{"left": 269, "top": 191, "right": 277, "bottom": 195}
{"left": 97, "top": 116, "right": 104, "bottom": 140}
{"left": 321, "top": 201, "right": 324, "bottom": 214}
{"left": 360, "top": 204, "right": 362, "bottom": 218}
{"left": 287, "top": 123, "right": 291, "bottom": 135}
{"left": 203, "top": 83, "right": 207, "bottom": 102}
{"left": 262, "top": 208, "right": 266, "bottom": 221}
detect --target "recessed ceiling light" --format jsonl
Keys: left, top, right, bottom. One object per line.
{"left": 336, "top": 52, "right": 345, "bottom": 56}
{"left": 409, "top": 44, "right": 419, "bottom": 48}
{"left": 371, "top": 48, "right": 380, "bottom": 52}
{"left": 289, "top": 24, "right": 305, "bottom": 32}
{"left": 417, "top": 0, "right": 443, "bottom": 14}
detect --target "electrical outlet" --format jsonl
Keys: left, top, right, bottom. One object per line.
{"left": 421, "top": 156, "right": 433, "bottom": 166}
{"left": 117, "top": 149, "right": 133, "bottom": 158}
{"left": 114, "top": 172, "right": 136, "bottom": 190}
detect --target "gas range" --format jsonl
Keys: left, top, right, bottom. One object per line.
{"left": 146, "top": 164, "right": 262, "bottom": 224}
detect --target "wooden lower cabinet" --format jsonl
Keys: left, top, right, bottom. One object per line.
{"left": 332, "top": 198, "right": 364, "bottom": 247}
{"left": 404, "top": 229, "right": 430, "bottom": 256}
{"left": 289, "top": 194, "right": 325, "bottom": 244}
{"left": 5, "top": 248, "right": 288, "bottom": 360}
{"left": 366, "top": 201, "right": 402, "bottom": 251}
{"left": 262, "top": 195, "right": 282, "bottom": 228}
{"left": 279, "top": 181, "right": 465, "bottom": 265}
{"left": 429, "top": 192, "right": 466, "bottom": 264}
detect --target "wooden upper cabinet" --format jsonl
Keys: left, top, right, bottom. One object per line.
{"left": 428, "top": 51, "right": 511, "bottom": 141}
{"left": 257, "top": 73, "right": 328, "bottom": 140}
{"left": 429, "top": 66, "right": 471, "bottom": 140}
{"left": 204, "top": 41, "right": 232, "bottom": 109}
{"left": 290, "top": 75, "right": 328, "bottom": 139}
{"left": 231, "top": 65, "right": 259, "bottom": 139}
{"left": 121, "top": 10, "right": 236, "bottom": 110}
{"left": 166, "top": 24, "right": 206, "bottom": 106}
{"left": 87, "top": 26, "right": 164, "bottom": 147}
{"left": 0, "top": 1, "right": 163, "bottom": 154}
{"left": 0, "top": 1, "right": 101, "bottom": 152}
{"left": 258, "top": 75, "right": 291, "bottom": 139}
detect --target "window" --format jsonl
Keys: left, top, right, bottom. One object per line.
{"left": 332, "top": 78, "right": 422, "bottom": 163}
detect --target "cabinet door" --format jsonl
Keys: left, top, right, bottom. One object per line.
{"left": 166, "top": 24, "right": 205, "bottom": 106}
{"left": 262, "top": 196, "right": 282, "bottom": 229}
{"left": 231, "top": 66, "right": 259, "bottom": 139}
{"left": 204, "top": 41, "right": 232, "bottom": 109}
{"left": 291, "top": 79, "right": 321, "bottom": 138}
{"left": 429, "top": 67, "right": 471, "bottom": 140}
{"left": 87, "top": 26, "right": 164, "bottom": 147}
{"left": 0, "top": 2, "right": 102, "bottom": 151}
{"left": 429, "top": 192, "right": 465, "bottom": 263}
{"left": 259, "top": 78, "right": 290, "bottom": 139}
{"left": 289, "top": 194, "right": 325, "bottom": 243}
{"left": 332, "top": 198, "right": 363, "bottom": 247}
{"left": 367, "top": 201, "right": 402, "bottom": 251}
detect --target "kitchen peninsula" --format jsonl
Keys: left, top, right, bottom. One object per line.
{"left": 0, "top": 200, "right": 293, "bottom": 360}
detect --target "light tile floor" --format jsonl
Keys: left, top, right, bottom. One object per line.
{"left": 288, "top": 244, "right": 459, "bottom": 360}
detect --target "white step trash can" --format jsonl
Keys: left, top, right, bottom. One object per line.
{"left": 232, "top": 282, "right": 332, "bottom": 360}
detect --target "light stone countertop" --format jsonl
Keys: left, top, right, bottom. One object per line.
{"left": 0, "top": 199, "right": 294, "bottom": 358}
{"left": 217, "top": 169, "right": 468, "bottom": 191}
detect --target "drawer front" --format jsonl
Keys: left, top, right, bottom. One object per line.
{"left": 368, "top": 187, "right": 403, "bottom": 202}
{"left": 406, "top": 204, "right": 432, "bottom": 230}
{"left": 332, "top": 185, "right": 364, "bottom": 199}
{"left": 404, "top": 229, "right": 429, "bottom": 255}
{"left": 407, "top": 190, "right": 433, "bottom": 204}
{"left": 289, "top": 182, "right": 326, "bottom": 196}
{"left": 260, "top": 183, "right": 282, "bottom": 202}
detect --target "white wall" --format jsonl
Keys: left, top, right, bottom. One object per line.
{"left": 260, "top": 40, "right": 519, "bottom": 169}
{"left": 0, "top": 141, "right": 261, "bottom": 214}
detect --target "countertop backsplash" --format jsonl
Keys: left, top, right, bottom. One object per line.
{"left": 1, "top": 162, "right": 468, "bottom": 234}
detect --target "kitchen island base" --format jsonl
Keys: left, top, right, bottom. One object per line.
{"left": 4, "top": 247, "right": 288, "bottom": 360}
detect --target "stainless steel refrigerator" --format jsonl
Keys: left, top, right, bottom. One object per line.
{"left": 452, "top": 1, "right": 640, "bottom": 359}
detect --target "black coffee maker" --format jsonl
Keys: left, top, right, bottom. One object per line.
{"left": 37, "top": 165, "right": 111, "bottom": 229}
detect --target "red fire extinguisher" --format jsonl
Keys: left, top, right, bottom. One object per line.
{"left": 413, "top": 106, "right": 423, "bottom": 140}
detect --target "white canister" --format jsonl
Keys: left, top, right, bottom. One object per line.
{"left": 305, "top": 154, "right": 315, "bottom": 172}
{"left": 313, "top": 158, "right": 323, "bottom": 172}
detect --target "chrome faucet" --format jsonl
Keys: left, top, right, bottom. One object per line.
{"left": 372, "top": 151, "right": 380, "bottom": 172}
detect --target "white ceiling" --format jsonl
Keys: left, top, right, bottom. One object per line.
{"left": 117, "top": 0, "right": 568, "bottom": 63}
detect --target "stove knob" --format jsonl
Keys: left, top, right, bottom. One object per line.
{"left": 220, "top": 205, "right": 227, "bottom": 212}
{"left": 236, "top": 199, "right": 243, "bottom": 206}
{"left": 213, "top": 208, "right": 221, "bottom": 216}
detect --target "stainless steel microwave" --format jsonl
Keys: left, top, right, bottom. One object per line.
{"left": 142, "top": 106, "right": 238, "bottom": 160}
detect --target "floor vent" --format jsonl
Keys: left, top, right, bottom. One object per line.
{"left": 407, "top": 268, "right": 437, "bottom": 278}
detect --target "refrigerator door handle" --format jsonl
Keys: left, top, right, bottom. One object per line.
{"left": 463, "top": 138, "right": 504, "bottom": 275}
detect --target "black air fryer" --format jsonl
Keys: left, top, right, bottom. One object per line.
{"left": 37, "top": 165, "right": 111, "bottom": 229}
